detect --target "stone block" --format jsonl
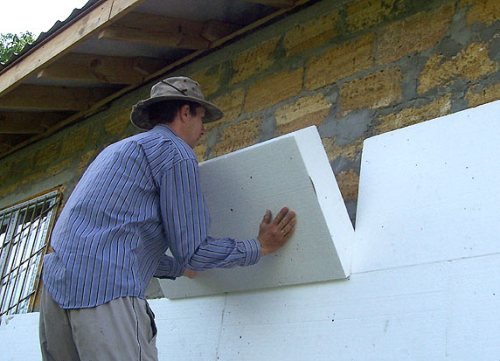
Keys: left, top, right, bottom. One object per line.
{"left": 191, "top": 64, "right": 224, "bottom": 97}
{"left": 346, "top": 0, "right": 406, "bottom": 33}
{"left": 418, "top": 42, "right": 497, "bottom": 94}
{"left": 244, "top": 68, "right": 303, "bottom": 113}
{"left": 337, "top": 169, "right": 360, "bottom": 201}
{"left": 466, "top": 83, "right": 500, "bottom": 107}
{"left": 376, "top": 95, "right": 452, "bottom": 134}
{"left": 275, "top": 94, "right": 332, "bottom": 134}
{"left": 461, "top": 0, "right": 500, "bottom": 25}
{"left": 104, "top": 110, "right": 130, "bottom": 136}
{"left": 209, "top": 88, "right": 246, "bottom": 126}
{"left": 377, "top": 4, "right": 453, "bottom": 64}
{"left": 340, "top": 67, "right": 402, "bottom": 115}
{"left": 322, "top": 137, "right": 363, "bottom": 163}
{"left": 211, "top": 117, "right": 262, "bottom": 157}
{"left": 284, "top": 9, "right": 340, "bottom": 56}
{"left": 61, "top": 126, "right": 90, "bottom": 155}
{"left": 306, "top": 34, "right": 374, "bottom": 90}
{"left": 230, "top": 36, "right": 281, "bottom": 85}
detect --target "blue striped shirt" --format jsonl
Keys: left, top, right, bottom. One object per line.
{"left": 43, "top": 125, "right": 261, "bottom": 309}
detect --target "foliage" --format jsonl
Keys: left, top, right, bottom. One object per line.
{"left": 0, "top": 32, "right": 36, "bottom": 65}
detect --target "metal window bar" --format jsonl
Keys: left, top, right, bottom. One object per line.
{"left": 0, "top": 191, "right": 61, "bottom": 316}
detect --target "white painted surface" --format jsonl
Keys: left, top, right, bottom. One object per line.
{"left": 2, "top": 102, "right": 500, "bottom": 361}
{"left": 160, "top": 126, "right": 354, "bottom": 299}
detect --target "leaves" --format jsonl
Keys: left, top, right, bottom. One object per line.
{"left": 0, "top": 31, "right": 36, "bottom": 65}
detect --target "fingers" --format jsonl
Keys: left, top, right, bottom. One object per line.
{"left": 262, "top": 209, "right": 272, "bottom": 224}
{"left": 272, "top": 207, "right": 289, "bottom": 225}
{"left": 281, "top": 216, "right": 297, "bottom": 237}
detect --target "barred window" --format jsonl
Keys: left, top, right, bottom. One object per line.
{"left": 0, "top": 190, "right": 61, "bottom": 316}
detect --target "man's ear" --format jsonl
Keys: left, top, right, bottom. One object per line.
{"left": 179, "top": 104, "right": 191, "bottom": 122}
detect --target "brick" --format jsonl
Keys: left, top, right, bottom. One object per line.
{"left": 284, "top": 9, "right": 340, "bottom": 56}
{"left": 461, "top": 0, "right": 500, "bottom": 25}
{"left": 340, "top": 67, "right": 402, "bottom": 115}
{"left": 322, "top": 137, "right": 363, "bottom": 163}
{"left": 418, "top": 42, "right": 497, "bottom": 94}
{"left": 275, "top": 94, "right": 332, "bottom": 134}
{"left": 191, "top": 64, "right": 224, "bottom": 97}
{"left": 337, "top": 169, "right": 359, "bottom": 201}
{"left": 209, "top": 88, "right": 246, "bottom": 127}
{"left": 305, "top": 34, "right": 374, "bottom": 90}
{"left": 244, "top": 68, "right": 303, "bottom": 113}
{"left": 376, "top": 95, "right": 451, "bottom": 134}
{"left": 465, "top": 83, "right": 500, "bottom": 107}
{"left": 346, "top": 0, "right": 406, "bottom": 33}
{"left": 211, "top": 117, "right": 262, "bottom": 157}
{"left": 230, "top": 37, "right": 281, "bottom": 85}
{"left": 377, "top": 4, "right": 453, "bottom": 64}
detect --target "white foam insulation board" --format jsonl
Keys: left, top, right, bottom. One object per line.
{"left": 159, "top": 126, "right": 354, "bottom": 299}
{"left": 354, "top": 100, "right": 500, "bottom": 273}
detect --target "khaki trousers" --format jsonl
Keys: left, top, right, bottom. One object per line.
{"left": 39, "top": 287, "right": 158, "bottom": 361}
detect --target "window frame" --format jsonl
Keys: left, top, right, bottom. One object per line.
{"left": 0, "top": 189, "right": 61, "bottom": 316}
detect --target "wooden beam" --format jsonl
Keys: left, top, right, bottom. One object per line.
{"left": 0, "top": 85, "right": 119, "bottom": 111}
{"left": 245, "top": 0, "right": 297, "bottom": 7}
{"left": 0, "top": 0, "right": 146, "bottom": 96}
{"left": 37, "top": 53, "right": 166, "bottom": 85}
{"left": 0, "top": 112, "right": 71, "bottom": 134}
{"left": 98, "top": 13, "right": 217, "bottom": 49}
{"left": 0, "top": 0, "right": 312, "bottom": 160}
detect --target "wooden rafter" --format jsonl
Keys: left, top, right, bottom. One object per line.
{"left": 0, "top": 85, "right": 120, "bottom": 111}
{"left": 0, "top": 112, "right": 71, "bottom": 134}
{"left": 37, "top": 53, "right": 166, "bottom": 85}
{"left": 98, "top": 13, "right": 238, "bottom": 49}
{"left": 245, "top": 0, "right": 297, "bottom": 7}
{"left": 0, "top": 0, "right": 146, "bottom": 96}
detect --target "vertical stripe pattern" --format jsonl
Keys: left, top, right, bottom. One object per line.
{"left": 43, "top": 125, "right": 260, "bottom": 309}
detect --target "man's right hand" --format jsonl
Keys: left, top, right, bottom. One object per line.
{"left": 257, "top": 207, "right": 297, "bottom": 256}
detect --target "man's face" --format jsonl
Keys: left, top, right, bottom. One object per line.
{"left": 184, "top": 106, "right": 206, "bottom": 148}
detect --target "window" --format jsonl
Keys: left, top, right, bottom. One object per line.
{"left": 0, "top": 190, "right": 61, "bottom": 316}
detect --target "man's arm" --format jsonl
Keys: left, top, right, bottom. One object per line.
{"left": 160, "top": 159, "right": 296, "bottom": 271}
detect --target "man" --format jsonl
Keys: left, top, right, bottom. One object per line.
{"left": 39, "top": 76, "right": 297, "bottom": 361}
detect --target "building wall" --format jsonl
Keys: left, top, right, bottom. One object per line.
{"left": 0, "top": 0, "right": 498, "bottom": 296}
{"left": 1, "top": 0, "right": 498, "bottom": 216}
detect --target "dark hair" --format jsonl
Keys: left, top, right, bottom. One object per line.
{"left": 148, "top": 100, "right": 200, "bottom": 124}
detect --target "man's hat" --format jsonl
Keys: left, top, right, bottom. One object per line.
{"left": 130, "top": 76, "right": 223, "bottom": 130}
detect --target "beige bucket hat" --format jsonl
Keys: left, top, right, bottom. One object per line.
{"left": 130, "top": 76, "right": 223, "bottom": 130}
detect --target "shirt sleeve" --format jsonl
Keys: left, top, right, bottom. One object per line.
{"left": 160, "top": 158, "right": 261, "bottom": 271}
{"left": 153, "top": 254, "right": 185, "bottom": 279}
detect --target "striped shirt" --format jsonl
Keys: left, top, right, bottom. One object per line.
{"left": 43, "top": 125, "right": 261, "bottom": 309}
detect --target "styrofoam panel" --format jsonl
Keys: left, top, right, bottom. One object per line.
{"left": 159, "top": 126, "right": 354, "bottom": 299}
{"left": 445, "top": 255, "right": 500, "bottom": 360}
{"left": 0, "top": 312, "right": 41, "bottom": 360}
{"left": 354, "top": 100, "right": 500, "bottom": 273}
{"left": 148, "top": 296, "right": 226, "bottom": 361}
{"left": 216, "top": 263, "right": 448, "bottom": 361}
{"left": 3, "top": 254, "right": 500, "bottom": 361}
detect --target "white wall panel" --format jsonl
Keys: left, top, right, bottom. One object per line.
{"left": 160, "top": 126, "right": 354, "bottom": 299}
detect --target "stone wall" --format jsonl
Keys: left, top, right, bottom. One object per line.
{"left": 1, "top": 0, "right": 499, "bottom": 224}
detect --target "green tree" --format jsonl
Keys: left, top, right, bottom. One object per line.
{"left": 0, "top": 32, "right": 36, "bottom": 65}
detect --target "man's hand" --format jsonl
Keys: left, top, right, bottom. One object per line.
{"left": 183, "top": 269, "right": 197, "bottom": 278}
{"left": 257, "top": 207, "right": 297, "bottom": 256}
